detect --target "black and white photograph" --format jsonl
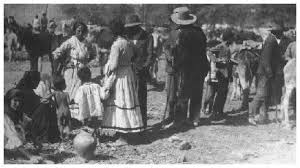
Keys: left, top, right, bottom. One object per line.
{"left": 2, "top": 2, "right": 297, "bottom": 164}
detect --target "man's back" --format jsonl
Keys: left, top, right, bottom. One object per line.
{"left": 41, "top": 16, "right": 48, "bottom": 26}
{"left": 257, "top": 34, "right": 280, "bottom": 76}
{"left": 174, "top": 25, "right": 208, "bottom": 74}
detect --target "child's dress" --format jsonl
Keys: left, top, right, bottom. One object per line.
{"left": 71, "top": 82, "right": 106, "bottom": 121}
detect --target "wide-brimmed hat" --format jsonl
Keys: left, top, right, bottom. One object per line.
{"left": 124, "top": 14, "right": 142, "bottom": 27}
{"left": 261, "top": 22, "right": 284, "bottom": 31}
{"left": 48, "top": 21, "right": 57, "bottom": 28}
{"left": 171, "top": 6, "right": 197, "bottom": 25}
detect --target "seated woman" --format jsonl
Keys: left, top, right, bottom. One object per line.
{"left": 4, "top": 88, "right": 42, "bottom": 162}
{"left": 16, "top": 71, "right": 60, "bottom": 147}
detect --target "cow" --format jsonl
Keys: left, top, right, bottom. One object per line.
{"left": 280, "top": 58, "right": 296, "bottom": 129}
{"left": 149, "top": 28, "right": 167, "bottom": 84}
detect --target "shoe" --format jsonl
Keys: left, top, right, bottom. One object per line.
{"left": 111, "top": 138, "right": 127, "bottom": 147}
{"left": 256, "top": 114, "right": 269, "bottom": 124}
{"left": 163, "top": 121, "right": 184, "bottom": 129}
{"left": 248, "top": 118, "right": 257, "bottom": 126}
{"left": 193, "top": 122, "right": 199, "bottom": 127}
{"left": 210, "top": 113, "right": 226, "bottom": 121}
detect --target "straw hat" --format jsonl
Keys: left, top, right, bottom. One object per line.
{"left": 48, "top": 21, "right": 57, "bottom": 29}
{"left": 170, "top": 6, "right": 197, "bottom": 25}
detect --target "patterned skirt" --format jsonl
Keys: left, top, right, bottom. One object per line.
{"left": 102, "top": 66, "right": 144, "bottom": 133}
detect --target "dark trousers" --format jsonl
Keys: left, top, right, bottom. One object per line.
{"left": 30, "top": 54, "right": 39, "bottom": 71}
{"left": 175, "top": 71, "right": 205, "bottom": 123}
{"left": 136, "top": 68, "right": 148, "bottom": 127}
{"left": 249, "top": 74, "right": 270, "bottom": 119}
{"left": 202, "top": 77, "right": 229, "bottom": 115}
{"left": 165, "top": 73, "right": 177, "bottom": 121}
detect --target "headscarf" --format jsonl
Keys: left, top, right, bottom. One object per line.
{"left": 16, "top": 71, "right": 40, "bottom": 90}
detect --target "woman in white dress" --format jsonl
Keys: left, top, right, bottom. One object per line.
{"left": 52, "top": 22, "right": 94, "bottom": 100}
{"left": 102, "top": 18, "right": 144, "bottom": 145}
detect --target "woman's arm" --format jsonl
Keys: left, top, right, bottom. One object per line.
{"left": 106, "top": 43, "right": 120, "bottom": 75}
{"left": 52, "top": 39, "right": 72, "bottom": 60}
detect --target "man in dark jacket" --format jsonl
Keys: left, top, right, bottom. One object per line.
{"left": 248, "top": 25, "right": 281, "bottom": 125}
{"left": 165, "top": 7, "right": 209, "bottom": 127}
{"left": 125, "top": 14, "right": 154, "bottom": 128}
{"left": 270, "top": 27, "right": 293, "bottom": 107}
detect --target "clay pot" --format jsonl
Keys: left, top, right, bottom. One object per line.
{"left": 73, "top": 130, "right": 97, "bottom": 160}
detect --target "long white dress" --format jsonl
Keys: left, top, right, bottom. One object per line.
{"left": 102, "top": 37, "right": 144, "bottom": 133}
{"left": 4, "top": 114, "right": 24, "bottom": 150}
{"left": 52, "top": 36, "right": 92, "bottom": 100}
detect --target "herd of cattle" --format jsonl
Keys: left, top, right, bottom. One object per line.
{"left": 4, "top": 19, "right": 296, "bottom": 128}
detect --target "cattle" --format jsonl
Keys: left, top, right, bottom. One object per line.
{"left": 149, "top": 29, "right": 166, "bottom": 83}
{"left": 230, "top": 41, "right": 260, "bottom": 110}
{"left": 280, "top": 58, "right": 296, "bottom": 129}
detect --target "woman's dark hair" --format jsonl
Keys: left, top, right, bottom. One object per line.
{"left": 109, "top": 17, "right": 125, "bottom": 36}
{"left": 4, "top": 88, "right": 24, "bottom": 106}
{"left": 52, "top": 75, "right": 66, "bottom": 91}
{"left": 72, "top": 21, "right": 88, "bottom": 35}
{"left": 77, "top": 66, "right": 92, "bottom": 83}
{"left": 4, "top": 88, "right": 24, "bottom": 124}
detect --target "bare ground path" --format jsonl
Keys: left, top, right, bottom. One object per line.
{"left": 4, "top": 60, "right": 296, "bottom": 164}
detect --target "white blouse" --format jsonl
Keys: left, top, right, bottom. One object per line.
{"left": 53, "top": 36, "right": 91, "bottom": 68}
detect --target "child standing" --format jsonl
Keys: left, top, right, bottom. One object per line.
{"left": 52, "top": 75, "right": 72, "bottom": 141}
{"left": 72, "top": 67, "right": 114, "bottom": 125}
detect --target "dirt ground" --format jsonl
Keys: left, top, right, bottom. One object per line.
{"left": 3, "top": 58, "right": 296, "bottom": 164}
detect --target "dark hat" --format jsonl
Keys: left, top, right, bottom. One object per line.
{"left": 170, "top": 6, "right": 197, "bottom": 25}
{"left": 124, "top": 14, "right": 142, "bottom": 28}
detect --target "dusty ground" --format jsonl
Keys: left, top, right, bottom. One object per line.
{"left": 4, "top": 58, "right": 296, "bottom": 164}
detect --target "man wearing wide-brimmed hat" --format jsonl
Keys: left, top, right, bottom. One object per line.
{"left": 125, "top": 14, "right": 154, "bottom": 128}
{"left": 271, "top": 24, "right": 293, "bottom": 111}
{"left": 248, "top": 23, "right": 281, "bottom": 125}
{"left": 164, "top": 7, "right": 209, "bottom": 128}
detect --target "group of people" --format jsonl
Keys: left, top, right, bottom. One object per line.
{"left": 4, "top": 11, "right": 157, "bottom": 156}
{"left": 4, "top": 6, "right": 296, "bottom": 161}
{"left": 163, "top": 7, "right": 296, "bottom": 127}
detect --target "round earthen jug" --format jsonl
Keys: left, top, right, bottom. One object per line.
{"left": 73, "top": 130, "right": 97, "bottom": 160}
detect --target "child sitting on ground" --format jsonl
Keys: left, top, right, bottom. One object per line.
{"left": 71, "top": 66, "right": 115, "bottom": 125}
{"left": 51, "top": 75, "right": 72, "bottom": 141}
